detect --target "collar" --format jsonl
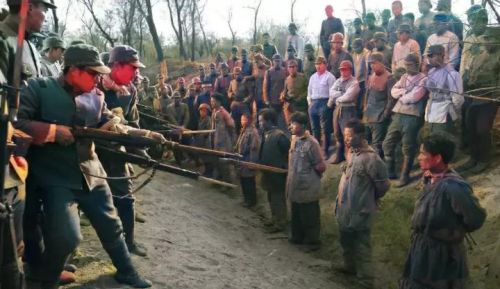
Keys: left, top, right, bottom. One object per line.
{"left": 297, "top": 130, "right": 311, "bottom": 140}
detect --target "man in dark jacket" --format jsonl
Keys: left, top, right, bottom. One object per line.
{"left": 320, "top": 5, "right": 344, "bottom": 59}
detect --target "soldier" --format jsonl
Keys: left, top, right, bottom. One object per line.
{"left": 166, "top": 91, "right": 190, "bottom": 129}
{"left": 213, "top": 63, "right": 232, "bottom": 110}
{"left": 327, "top": 60, "right": 360, "bottom": 164}
{"left": 285, "top": 23, "right": 304, "bottom": 60}
{"left": 198, "top": 64, "right": 206, "bottom": 83}
{"left": 237, "top": 48, "right": 253, "bottom": 77}
{"left": 185, "top": 77, "right": 202, "bottom": 131}
{"left": 436, "top": 0, "right": 463, "bottom": 42}
{"left": 307, "top": 56, "right": 336, "bottom": 157}
{"left": 155, "top": 73, "right": 173, "bottom": 100}
{"left": 228, "top": 67, "right": 253, "bottom": 133}
{"left": 424, "top": 44, "right": 463, "bottom": 135}
{"left": 211, "top": 93, "right": 235, "bottom": 183}
{"left": 16, "top": 44, "right": 152, "bottom": 288}
{"left": 415, "top": 0, "right": 436, "bottom": 54}
{"left": 348, "top": 18, "right": 363, "bottom": 52}
{"left": 281, "top": 60, "right": 308, "bottom": 125}
{"left": 392, "top": 24, "right": 421, "bottom": 74}
{"left": 334, "top": 119, "right": 390, "bottom": 287}
{"left": 403, "top": 13, "right": 415, "bottom": 31}
{"left": 258, "top": 109, "right": 290, "bottom": 232}
{"left": 351, "top": 38, "right": 367, "bottom": 117}
{"left": 194, "top": 103, "right": 213, "bottom": 176}
{"left": 214, "top": 52, "right": 224, "bottom": 69}
{"left": 40, "top": 36, "right": 66, "bottom": 77}
{"left": 363, "top": 52, "right": 396, "bottom": 159}
{"left": 227, "top": 46, "right": 239, "bottom": 72}
{"left": 303, "top": 44, "right": 316, "bottom": 79}
{"left": 373, "top": 32, "right": 393, "bottom": 72}
{"left": 327, "top": 32, "right": 353, "bottom": 79}
{"left": 262, "top": 32, "right": 278, "bottom": 60}
{"left": 205, "top": 63, "right": 218, "bottom": 86}
{"left": 175, "top": 77, "right": 188, "bottom": 98}
{"left": 361, "top": 13, "right": 385, "bottom": 44}
{"left": 195, "top": 83, "right": 212, "bottom": 112}
{"left": 458, "top": 16, "right": 500, "bottom": 174}
{"left": 263, "top": 54, "right": 287, "bottom": 113}
{"left": 387, "top": 0, "right": 404, "bottom": 46}
{"left": 383, "top": 54, "right": 427, "bottom": 187}
{"left": 423, "top": 14, "right": 460, "bottom": 70}
{"left": 319, "top": 5, "right": 345, "bottom": 59}
{"left": 381, "top": 9, "right": 391, "bottom": 31}
{"left": 286, "top": 112, "right": 326, "bottom": 251}
{"left": 283, "top": 44, "right": 303, "bottom": 73}
{"left": 235, "top": 113, "right": 260, "bottom": 208}
{"left": 253, "top": 54, "right": 268, "bottom": 124}
{"left": 399, "top": 134, "right": 486, "bottom": 289}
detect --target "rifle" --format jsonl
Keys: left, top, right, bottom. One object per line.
{"left": 95, "top": 146, "right": 237, "bottom": 189}
{"left": 220, "top": 158, "right": 288, "bottom": 174}
{"left": 72, "top": 127, "right": 243, "bottom": 160}
{"left": 0, "top": 1, "right": 29, "bottom": 288}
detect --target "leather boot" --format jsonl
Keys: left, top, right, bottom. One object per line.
{"left": 396, "top": 157, "right": 414, "bottom": 188}
{"left": 385, "top": 156, "right": 397, "bottom": 180}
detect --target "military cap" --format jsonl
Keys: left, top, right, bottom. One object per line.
{"left": 315, "top": 56, "right": 326, "bottom": 64}
{"left": 262, "top": 32, "right": 270, "bottom": 37}
{"left": 288, "top": 23, "right": 297, "bottom": 30}
{"left": 304, "top": 43, "right": 314, "bottom": 52}
{"left": 192, "top": 77, "right": 202, "bottom": 84}
{"left": 418, "top": 0, "right": 432, "bottom": 6}
{"left": 353, "top": 18, "right": 362, "bottom": 25}
{"left": 272, "top": 54, "right": 282, "bottom": 60}
{"left": 109, "top": 45, "right": 145, "bottom": 68}
{"left": 287, "top": 60, "right": 298, "bottom": 67}
{"left": 426, "top": 44, "right": 445, "bottom": 56}
{"left": 42, "top": 36, "right": 66, "bottom": 51}
{"left": 368, "top": 52, "right": 384, "bottom": 63}
{"left": 211, "top": 92, "right": 225, "bottom": 103}
{"left": 373, "top": 32, "right": 387, "bottom": 41}
{"left": 63, "top": 44, "right": 110, "bottom": 74}
{"left": 352, "top": 38, "right": 363, "bottom": 48}
{"left": 241, "top": 48, "right": 248, "bottom": 54}
{"left": 231, "top": 46, "right": 239, "bottom": 52}
{"left": 466, "top": 4, "right": 483, "bottom": 16}
{"left": 339, "top": 60, "right": 353, "bottom": 69}
{"left": 7, "top": 0, "right": 56, "bottom": 9}
{"left": 364, "top": 12, "right": 376, "bottom": 20}
{"left": 404, "top": 53, "right": 420, "bottom": 64}
{"left": 172, "top": 91, "right": 181, "bottom": 99}
{"left": 433, "top": 13, "right": 450, "bottom": 22}
{"left": 233, "top": 67, "right": 242, "bottom": 74}
{"left": 329, "top": 32, "right": 344, "bottom": 43}
{"left": 198, "top": 103, "right": 211, "bottom": 112}
{"left": 397, "top": 24, "right": 412, "bottom": 33}
{"left": 69, "top": 39, "right": 85, "bottom": 46}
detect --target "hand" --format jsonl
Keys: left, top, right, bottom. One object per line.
{"left": 55, "top": 125, "right": 75, "bottom": 146}
{"left": 149, "top": 131, "right": 167, "bottom": 143}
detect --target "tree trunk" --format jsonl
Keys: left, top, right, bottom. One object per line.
{"left": 190, "top": 1, "right": 196, "bottom": 61}
{"left": 80, "top": 0, "right": 115, "bottom": 46}
{"left": 195, "top": 3, "right": 210, "bottom": 57}
{"left": 138, "top": 0, "right": 164, "bottom": 62}
{"left": 360, "top": 0, "right": 366, "bottom": 18}
{"left": 291, "top": 0, "right": 297, "bottom": 23}
{"left": 50, "top": 0, "right": 59, "bottom": 32}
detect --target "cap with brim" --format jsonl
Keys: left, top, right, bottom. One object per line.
{"left": 373, "top": 32, "right": 387, "bottom": 41}
{"left": 339, "top": 60, "right": 353, "bottom": 69}
{"left": 42, "top": 36, "right": 66, "bottom": 51}
{"left": 287, "top": 60, "right": 298, "bottom": 67}
{"left": 272, "top": 54, "right": 282, "bottom": 60}
{"left": 368, "top": 52, "right": 384, "bottom": 63}
{"left": 315, "top": 56, "right": 326, "bottom": 64}
{"left": 109, "top": 45, "right": 145, "bottom": 68}
{"left": 9, "top": 0, "right": 58, "bottom": 9}
{"left": 64, "top": 44, "right": 110, "bottom": 74}
{"left": 397, "top": 24, "right": 412, "bottom": 33}
{"left": 425, "top": 44, "right": 445, "bottom": 56}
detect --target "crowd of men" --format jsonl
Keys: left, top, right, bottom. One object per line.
{"left": 0, "top": 0, "right": 498, "bottom": 288}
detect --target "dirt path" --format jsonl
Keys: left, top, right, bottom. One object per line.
{"left": 64, "top": 171, "right": 346, "bottom": 289}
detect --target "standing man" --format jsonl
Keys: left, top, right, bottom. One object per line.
{"left": 285, "top": 23, "right": 304, "bottom": 60}
{"left": 387, "top": 1, "right": 404, "bottom": 46}
{"left": 392, "top": 24, "right": 421, "bottom": 72}
{"left": 227, "top": 46, "right": 240, "bottom": 72}
{"left": 155, "top": 73, "right": 173, "bottom": 100}
{"left": 263, "top": 54, "right": 287, "bottom": 113}
{"left": 363, "top": 52, "right": 395, "bottom": 159}
{"left": 361, "top": 13, "right": 385, "bottom": 44}
{"left": 284, "top": 44, "right": 304, "bottom": 73}
{"left": 262, "top": 32, "right": 278, "bottom": 60}
{"left": 372, "top": 32, "right": 393, "bottom": 72}
{"left": 211, "top": 93, "right": 235, "bottom": 183}
{"left": 40, "top": 36, "right": 66, "bottom": 77}
{"left": 436, "top": 0, "right": 463, "bottom": 42}
{"left": 399, "top": 134, "right": 486, "bottom": 289}
{"left": 258, "top": 109, "right": 290, "bottom": 232}
{"left": 335, "top": 119, "right": 390, "bottom": 287}
{"left": 198, "top": 65, "right": 206, "bottom": 83}
{"left": 16, "top": 44, "right": 152, "bottom": 289}
{"left": 383, "top": 54, "right": 427, "bottom": 187}
{"left": 281, "top": 60, "right": 308, "bottom": 125}
{"left": 286, "top": 112, "right": 326, "bottom": 251}
{"left": 327, "top": 60, "right": 360, "bottom": 164}
{"left": 348, "top": 18, "right": 363, "bottom": 52}
{"left": 307, "top": 56, "right": 336, "bottom": 158}
{"left": 238, "top": 48, "right": 253, "bottom": 77}
{"left": 424, "top": 44, "right": 463, "bottom": 135}
{"left": 415, "top": 0, "right": 435, "bottom": 54}
{"left": 303, "top": 44, "right": 317, "bottom": 79}
{"left": 424, "top": 14, "right": 460, "bottom": 70}
{"left": 205, "top": 63, "right": 218, "bottom": 86}
{"left": 228, "top": 67, "right": 253, "bottom": 133}
{"left": 320, "top": 5, "right": 345, "bottom": 60}
{"left": 381, "top": 9, "right": 391, "bottom": 31}
{"left": 213, "top": 63, "right": 232, "bottom": 110}
{"left": 351, "top": 38, "right": 367, "bottom": 117}
{"left": 327, "top": 32, "right": 353, "bottom": 79}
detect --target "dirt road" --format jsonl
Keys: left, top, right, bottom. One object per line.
{"left": 65, "top": 171, "right": 346, "bottom": 289}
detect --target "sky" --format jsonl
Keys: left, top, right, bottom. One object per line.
{"left": 2, "top": 0, "right": 479, "bottom": 43}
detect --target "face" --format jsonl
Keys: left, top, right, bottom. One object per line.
{"left": 344, "top": 128, "right": 363, "bottom": 149}
{"left": 27, "top": 3, "right": 48, "bottom": 32}
{"left": 398, "top": 31, "right": 410, "bottom": 42}
{"left": 221, "top": 66, "right": 229, "bottom": 75}
{"left": 210, "top": 97, "right": 218, "bottom": 108}
{"left": 315, "top": 62, "right": 326, "bottom": 73}
{"left": 417, "top": 145, "right": 441, "bottom": 171}
{"left": 331, "top": 41, "right": 343, "bottom": 52}
{"left": 405, "top": 61, "right": 420, "bottom": 75}
{"left": 195, "top": 82, "right": 202, "bottom": 90}
{"left": 273, "top": 59, "right": 281, "bottom": 68}
{"left": 289, "top": 121, "right": 304, "bottom": 135}
{"left": 392, "top": 2, "right": 403, "bottom": 17}
{"left": 199, "top": 67, "right": 205, "bottom": 75}
{"left": 199, "top": 108, "right": 208, "bottom": 118}
{"left": 469, "top": 14, "right": 488, "bottom": 36}
{"left": 51, "top": 47, "right": 65, "bottom": 61}
{"left": 353, "top": 44, "right": 363, "bottom": 54}
{"left": 375, "top": 39, "right": 385, "bottom": 50}
{"left": 354, "top": 22, "right": 362, "bottom": 31}
{"left": 241, "top": 52, "right": 247, "bottom": 61}
{"left": 158, "top": 76, "right": 164, "bottom": 84}
{"left": 382, "top": 10, "right": 391, "bottom": 21}
{"left": 370, "top": 61, "right": 385, "bottom": 75}
{"left": 435, "top": 21, "right": 448, "bottom": 34}
{"left": 210, "top": 66, "right": 216, "bottom": 74}
{"left": 241, "top": 114, "right": 249, "bottom": 127}
{"left": 340, "top": 67, "right": 351, "bottom": 78}
{"left": 263, "top": 34, "right": 270, "bottom": 44}
{"left": 258, "top": 115, "right": 267, "bottom": 129}
{"left": 287, "top": 65, "right": 297, "bottom": 76}
{"left": 365, "top": 17, "right": 375, "bottom": 26}
{"left": 428, "top": 53, "right": 443, "bottom": 67}
{"left": 325, "top": 6, "right": 333, "bottom": 18}
{"left": 418, "top": 1, "right": 431, "bottom": 14}
{"left": 289, "top": 26, "right": 297, "bottom": 35}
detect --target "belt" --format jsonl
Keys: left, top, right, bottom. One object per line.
{"left": 311, "top": 98, "right": 328, "bottom": 102}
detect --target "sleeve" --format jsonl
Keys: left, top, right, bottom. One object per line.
{"left": 447, "top": 181, "right": 486, "bottom": 232}
{"left": 449, "top": 71, "right": 464, "bottom": 112}
{"left": 336, "top": 79, "right": 360, "bottom": 103}
{"left": 338, "top": 19, "right": 345, "bottom": 36}
{"left": 263, "top": 70, "right": 270, "bottom": 103}
{"left": 278, "top": 133, "right": 291, "bottom": 159}
{"left": 227, "top": 80, "right": 235, "bottom": 98}
{"left": 222, "top": 109, "right": 235, "bottom": 128}
{"left": 448, "top": 34, "right": 460, "bottom": 67}
{"left": 250, "top": 129, "right": 261, "bottom": 163}
{"left": 328, "top": 79, "right": 341, "bottom": 107}
{"left": 309, "top": 139, "right": 326, "bottom": 174}
{"left": 365, "top": 155, "right": 390, "bottom": 199}
{"left": 319, "top": 21, "right": 326, "bottom": 43}
{"left": 125, "top": 90, "right": 140, "bottom": 128}
{"left": 383, "top": 77, "right": 397, "bottom": 118}
{"left": 307, "top": 75, "right": 313, "bottom": 103}
{"left": 391, "top": 76, "right": 406, "bottom": 99}
{"left": 400, "top": 76, "right": 428, "bottom": 104}
{"left": 182, "top": 105, "right": 190, "bottom": 127}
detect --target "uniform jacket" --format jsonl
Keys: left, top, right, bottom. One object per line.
{"left": 391, "top": 73, "right": 428, "bottom": 117}
{"left": 235, "top": 126, "right": 261, "bottom": 177}
{"left": 211, "top": 106, "right": 235, "bottom": 152}
{"left": 263, "top": 66, "right": 287, "bottom": 105}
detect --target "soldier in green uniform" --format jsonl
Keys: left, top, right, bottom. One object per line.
{"left": 399, "top": 134, "right": 486, "bottom": 289}
{"left": 16, "top": 44, "right": 153, "bottom": 289}
{"left": 458, "top": 7, "right": 500, "bottom": 174}
{"left": 362, "top": 13, "right": 385, "bottom": 44}
{"left": 262, "top": 32, "right": 278, "bottom": 61}
{"left": 381, "top": 9, "right": 391, "bottom": 31}
{"left": 40, "top": 36, "right": 66, "bottom": 77}
{"left": 281, "top": 60, "right": 308, "bottom": 125}
{"left": 303, "top": 43, "right": 316, "bottom": 79}
{"left": 373, "top": 32, "right": 393, "bottom": 72}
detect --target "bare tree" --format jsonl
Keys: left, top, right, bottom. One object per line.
{"left": 50, "top": 0, "right": 59, "bottom": 32}
{"left": 245, "top": 0, "right": 263, "bottom": 45}
{"left": 195, "top": 0, "right": 210, "bottom": 56}
{"left": 166, "top": 0, "right": 188, "bottom": 59}
{"left": 189, "top": 0, "right": 197, "bottom": 61}
{"left": 136, "top": 0, "right": 164, "bottom": 62}
{"left": 485, "top": 0, "right": 500, "bottom": 23}
{"left": 291, "top": 0, "right": 297, "bottom": 23}
{"left": 227, "top": 7, "right": 237, "bottom": 45}
{"left": 59, "top": 0, "right": 74, "bottom": 37}
{"left": 360, "top": 0, "right": 366, "bottom": 18}
{"left": 79, "top": 0, "right": 115, "bottom": 46}
{"left": 118, "top": 0, "right": 137, "bottom": 45}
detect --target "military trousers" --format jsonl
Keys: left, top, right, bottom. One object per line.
{"left": 339, "top": 229, "right": 372, "bottom": 278}
{"left": 383, "top": 113, "right": 422, "bottom": 161}
{"left": 240, "top": 176, "right": 257, "bottom": 207}
{"left": 366, "top": 120, "right": 389, "bottom": 158}
{"left": 308, "top": 99, "right": 333, "bottom": 156}
{"left": 24, "top": 181, "right": 134, "bottom": 284}
{"left": 289, "top": 201, "right": 320, "bottom": 245}
{"left": 333, "top": 105, "right": 358, "bottom": 161}
{"left": 425, "top": 115, "right": 455, "bottom": 137}
{"left": 262, "top": 173, "right": 287, "bottom": 228}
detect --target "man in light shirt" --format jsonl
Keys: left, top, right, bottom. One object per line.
{"left": 424, "top": 45, "right": 463, "bottom": 134}
{"left": 423, "top": 14, "right": 460, "bottom": 70}
{"left": 307, "top": 56, "right": 336, "bottom": 157}
{"left": 327, "top": 60, "right": 360, "bottom": 164}
{"left": 392, "top": 24, "right": 421, "bottom": 72}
